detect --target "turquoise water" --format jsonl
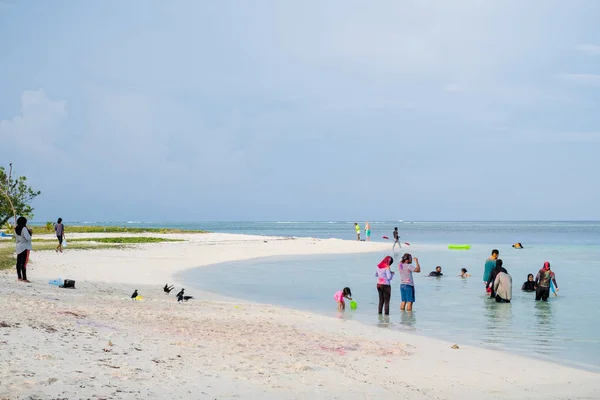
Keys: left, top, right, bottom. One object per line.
{"left": 34, "top": 220, "right": 600, "bottom": 245}
{"left": 37, "top": 220, "right": 600, "bottom": 370}
{"left": 173, "top": 221, "right": 600, "bottom": 372}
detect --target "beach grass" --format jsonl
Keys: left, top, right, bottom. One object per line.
{"left": 32, "top": 237, "right": 183, "bottom": 244}
{"left": 0, "top": 244, "right": 13, "bottom": 271}
{"left": 33, "top": 242, "right": 124, "bottom": 251}
{"left": 29, "top": 225, "right": 208, "bottom": 235}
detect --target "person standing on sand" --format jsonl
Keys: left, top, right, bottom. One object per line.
{"left": 398, "top": 253, "right": 420, "bottom": 311}
{"left": 375, "top": 256, "right": 394, "bottom": 315}
{"left": 535, "top": 262, "right": 559, "bottom": 301}
{"left": 14, "top": 216, "right": 32, "bottom": 283}
{"left": 354, "top": 223, "right": 361, "bottom": 241}
{"left": 54, "top": 218, "right": 65, "bottom": 253}
{"left": 365, "top": 222, "right": 371, "bottom": 241}
{"left": 483, "top": 249, "right": 499, "bottom": 290}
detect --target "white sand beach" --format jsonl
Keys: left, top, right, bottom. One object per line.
{"left": 1, "top": 233, "right": 599, "bottom": 400}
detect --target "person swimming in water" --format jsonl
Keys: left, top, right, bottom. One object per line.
{"left": 428, "top": 266, "right": 443, "bottom": 277}
{"left": 512, "top": 243, "right": 524, "bottom": 249}
{"left": 460, "top": 268, "right": 470, "bottom": 278}
{"left": 521, "top": 274, "right": 536, "bottom": 292}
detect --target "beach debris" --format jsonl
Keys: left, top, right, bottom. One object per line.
{"left": 451, "top": 344, "right": 460, "bottom": 349}
{"left": 108, "top": 341, "right": 113, "bottom": 347}
{"left": 131, "top": 290, "right": 138, "bottom": 301}
{"left": 58, "top": 311, "right": 86, "bottom": 318}
{"left": 0, "top": 321, "right": 11, "bottom": 328}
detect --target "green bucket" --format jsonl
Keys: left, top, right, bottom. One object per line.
{"left": 350, "top": 300, "right": 357, "bottom": 310}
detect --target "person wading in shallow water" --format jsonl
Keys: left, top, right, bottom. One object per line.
{"left": 535, "top": 262, "right": 559, "bottom": 301}
{"left": 398, "top": 253, "right": 420, "bottom": 312}
{"left": 483, "top": 249, "right": 499, "bottom": 292}
{"left": 375, "top": 256, "right": 395, "bottom": 315}
{"left": 14, "top": 216, "right": 32, "bottom": 283}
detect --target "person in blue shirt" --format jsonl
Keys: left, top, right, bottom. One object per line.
{"left": 483, "top": 249, "right": 499, "bottom": 292}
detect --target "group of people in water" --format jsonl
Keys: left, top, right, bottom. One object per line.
{"left": 483, "top": 249, "right": 559, "bottom": 302}
{"left": 335, "top": 248, "right": 560, "bottom": 315}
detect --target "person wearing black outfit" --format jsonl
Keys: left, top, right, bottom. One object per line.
{"left": 486, "top": 259, "right": 507, "bottom": 298}
{"left": 521, "top": 274, "right": 536, "bottom": 292}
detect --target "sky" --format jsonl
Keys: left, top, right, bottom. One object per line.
{"left": 1, "top": 0, "right": 599, "bottom": 222}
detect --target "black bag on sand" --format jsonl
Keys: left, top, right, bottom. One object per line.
{"left": 59, "top": 279, "right": 76, "bottom": 289}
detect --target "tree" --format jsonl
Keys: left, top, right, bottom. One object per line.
{"left": 0, "top": 165, "right": 41, "bottom": 227}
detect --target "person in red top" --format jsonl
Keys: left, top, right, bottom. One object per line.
{"left": 535, "top": 261, "right": 559, "bottom": 301}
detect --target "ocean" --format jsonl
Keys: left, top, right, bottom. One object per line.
{"left": 45, "top": 220, "right": 600, "bottom": 371}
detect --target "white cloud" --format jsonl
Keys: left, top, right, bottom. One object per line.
{"left": 0, "top": 89, "right": 67, "bottom": 156}
{"left": 556, "top": 73, "right": 600, "bottom": 86}
{"left": 575, "top": 44, "right": 600, "bottom": 56}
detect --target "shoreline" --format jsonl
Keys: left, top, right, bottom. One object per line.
{"left": 1, "top": 232, "right": 599, "bottom": 399}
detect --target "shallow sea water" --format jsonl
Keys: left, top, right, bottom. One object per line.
{"left": 180, "top": 242, "right": 600, "bottom": 372}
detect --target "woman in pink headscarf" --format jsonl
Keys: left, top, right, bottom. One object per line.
{"left": 375, "top": 256, "right": 395, "bottom": 315}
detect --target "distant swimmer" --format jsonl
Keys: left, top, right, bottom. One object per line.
{"left": 535, "top": 262, "right": 558, "bottom": 301}
{"left": 365, "top": 221, "right": 371, "bottom": 241}
{"left": 512, "top": 243, "right": 524, "bottom": 249}
{"left": 392, "top": 227, "right": 401, "bottom": 252}
{"left": 460, "top": 268, "right": 470, "bottom": 278}
{"left": 521, "top": 274, "right": 536, "bottom": 292}
{"left": 428, "top": 266, "right": 443, "bottom": 277}
{"left": 354, "top": 223, "right": 361, "bottom": 241}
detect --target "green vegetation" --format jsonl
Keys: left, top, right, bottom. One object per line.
{"left": 32, "top": 237, "right": 183, "bottom": 244}
{"left": 0, "top": 166, "right": 41, "bottom": 227}
{"left": 0, "top": 245, "right": 13, "bottom": 271}
{"left": 30, "top": 225, "right": 208, "bottom": 235}
{"left": 33, "top": 242, "right": 124, "bottom": 251}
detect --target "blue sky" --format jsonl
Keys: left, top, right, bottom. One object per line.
{"left": 1, "top": 0, "right": 599, "bottom": 222}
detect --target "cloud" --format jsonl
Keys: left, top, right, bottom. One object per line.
{"left": 575, "top": 44, "right": 600, "bottom": 56}
{"left": 556, "top": 73, "right": 600, "bottom": 86}
{"left": 0, "top": 89, "right": 68, "bottom": 157}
